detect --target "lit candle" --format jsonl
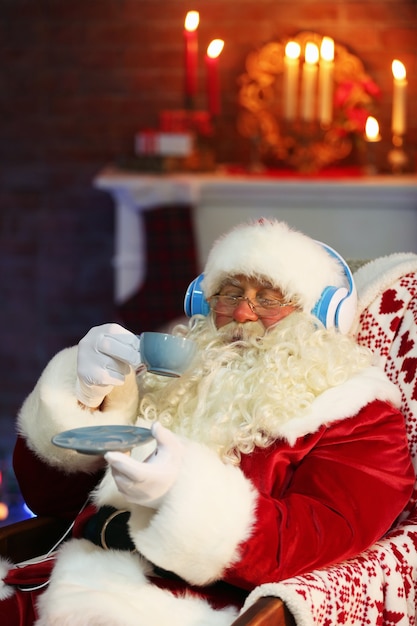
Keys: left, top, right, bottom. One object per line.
{"left": 364, "top": 116, "right": 381, "bottom": 175}
{"left": 283, "top": 41, "right": 301, "bottom": 121}
{"left": 391, "top": 59, "right": 407, "bottom": 136}
{"left": 318, "top": 37, "right": 334, "bottom": 126}
{"left": 184, "top": 11, "right": 200, "bottom": 101}
{"left": 365, "top": 116, "right": 381, "bottom": 142}
{"left": 301, "top": 42, "right": 319, "bottom": 122}
{"left": 206, "top": 39, "right": 224, "bottom": 116}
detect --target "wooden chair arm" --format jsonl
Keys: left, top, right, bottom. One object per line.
{"left": 231, "top": 596, "right": 296, "bottom": 626}
{"left": 0, "top": 516, "right": 71, "bottom": 564}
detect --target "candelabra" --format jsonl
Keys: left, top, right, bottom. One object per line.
{"left": 388, "top": 134, "right": 409, "bottom": 174}
{"left": 276, "top": 119, "right": 352, "bottom": 173}
{"left": 237, "top": 32, "right": 380, "bottom": 173}
{"left": 363, "top": 119, "right": 381, "bottom": 176}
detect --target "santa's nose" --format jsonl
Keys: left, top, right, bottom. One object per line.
{"left": 232, "top": 299, "right": 259, "bottom": 323}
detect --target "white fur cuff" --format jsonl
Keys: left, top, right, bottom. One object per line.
{"left": 129, "top": 440, "right": 258, "bottom": 586}
{"left": 0, "top": 558, "right": 15, "bottom": 601}
{"left": 17, "top": 346, "right": 139, "bottom": 473}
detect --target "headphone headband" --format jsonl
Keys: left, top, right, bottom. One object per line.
{"left": 184, "top": 242, "right": 357, "bottom": 334}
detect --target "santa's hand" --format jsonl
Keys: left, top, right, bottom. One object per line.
{"left": 76, "top": 323, "right": 142, "bottom": 408}
{"left": 105, "top": 423, "right": 185, "bottom": 509}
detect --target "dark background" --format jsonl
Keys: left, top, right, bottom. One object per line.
{"left": 0, "top": 1, "right": 416, "bottom": 520}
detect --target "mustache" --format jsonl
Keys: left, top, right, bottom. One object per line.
{"left": 217, "top": 320, "right": 266, "bottom": 344}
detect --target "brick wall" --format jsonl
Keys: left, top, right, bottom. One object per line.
{"left": 0, "top": 0, "right": 416, "bottom": 424}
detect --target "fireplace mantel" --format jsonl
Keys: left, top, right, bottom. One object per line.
{"left": 94, "top": 167, "right": 417, "bottom": 304}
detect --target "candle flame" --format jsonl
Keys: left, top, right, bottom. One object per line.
{"left": 285, "top": 41, "right": 301, "bottom": 60}
{"left": 207, "top": 39, "right": 224, "bottom": 59}
{"left": 185, "top": 11, "right": 199, "bottom": 32}
{"left": 365, "top": 116, "right": 380, "bottom": 141}
{"left": 305, "top": 43, "right": 319, "bottom": 65}
{"left": 320, "top": 37, "right": 334, "bottom": 62}
{"left": 0, "top": 502, "right": 8, "bottom": 522}
{"left": 392, "top": 59, "right": 406, "bottom": 81}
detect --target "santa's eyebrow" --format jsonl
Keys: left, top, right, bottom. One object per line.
{"left": 220, "top": 277, "right": 243, "bottom": 288}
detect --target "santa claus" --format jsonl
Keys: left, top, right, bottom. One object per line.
{"left": 1, "top": 220, "right": 414, "bottom": 625}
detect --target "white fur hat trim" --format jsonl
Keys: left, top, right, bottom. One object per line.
{"left": 202, "top": 219, "right": 345, "bottom": 313}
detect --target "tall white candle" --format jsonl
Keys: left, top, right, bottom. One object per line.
{"left": 283, "top": 41, "right": 301, "bottom": 121}
{"left": 301, "top": 42, "right": 319, "bottom": 122}
{"left": 392, "top": 60, "right": 407, "bottom": 136}
{"left": 318, "top": 37, "right": 334, "bottom": 126}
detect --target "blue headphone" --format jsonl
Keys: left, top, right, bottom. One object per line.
{"left": 184, "top": 242, "right": 357, "bottom": 334}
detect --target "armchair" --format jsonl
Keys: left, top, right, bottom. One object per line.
{"left": 0, "top": 516, "right": 70, "bottom": 565}
{"left": 1, "top": 253, "right": 416, "bottom": 626}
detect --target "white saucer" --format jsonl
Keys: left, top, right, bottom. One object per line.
{"left": 52, "top": 425, "right": 154, "bottom": 455}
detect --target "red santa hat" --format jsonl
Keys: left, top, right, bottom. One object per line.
{"left": 202, "top": 219, "right": 346, "bottom": 314}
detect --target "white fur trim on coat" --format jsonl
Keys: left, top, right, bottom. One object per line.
{"left": 202, "top": 220, "right": 346, "bottom": 313}
{"left": 0, "top": 558, "right": 15, "bottom": 601}
{"left": 276, "top": 365, "right": 401, "bottom": 446}
{"left": 35, "top": 539, "right": 238, "bottom": 626}
{"left": 17, "top": 346, "right": 140, "bottom": 473}
{"left": 128, "top": 440, "right": 258, "bottom": 587}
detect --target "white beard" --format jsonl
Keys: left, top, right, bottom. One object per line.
{"left": 137, "top": 312, "right": 372, "bottom": 464}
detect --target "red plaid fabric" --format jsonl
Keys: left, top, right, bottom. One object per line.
{"left": 117, "top": 205, "right": 198, "bottom": 333}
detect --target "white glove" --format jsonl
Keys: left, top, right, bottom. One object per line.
{"left": 105, "top": 423, "right": 185, "bottom": 509}
{"left": 76, "top": 323, "right": 142, "bottom": 408}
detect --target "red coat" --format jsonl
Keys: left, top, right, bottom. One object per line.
{"left": 10, "top": 400, "right": 414, "bottom": 603}
{"left": 3, "top": 345, "right": 415, "bottom": 625}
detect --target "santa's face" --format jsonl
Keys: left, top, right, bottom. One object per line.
{"left": 211, "top": 275, "right": 298, "bottom": 339}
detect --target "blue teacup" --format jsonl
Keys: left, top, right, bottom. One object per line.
{"left": 139, "top": 332, "right": 197, "bottom": 377}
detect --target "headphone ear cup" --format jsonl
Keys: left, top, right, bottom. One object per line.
{"left": 334, "top": 284, "right": 358, "bottom": 334}
{"left": 184, "top": 274, "right": 210, "bottom": 317}
{"left": 312, "top": 286, "right": 348, "bottom": 330}
{"left": 313, "top": 241, "right": 357, "bottom": 334}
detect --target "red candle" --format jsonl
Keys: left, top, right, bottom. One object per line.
{"left": 206, "top": 39, "right": 224, "bottom": 116}
{"left": 184, "top": 11, "right": 199, "bottom": 100}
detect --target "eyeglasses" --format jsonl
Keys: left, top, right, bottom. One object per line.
{"left": 208, "top": 294, "right": 295, "bottom": 317}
